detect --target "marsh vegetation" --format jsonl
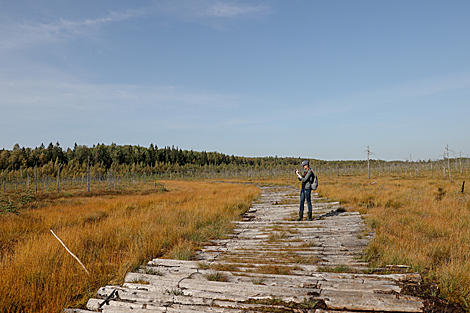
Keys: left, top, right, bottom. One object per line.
{"left": 0, "top": 180, "right": 258, "bottom": 312}
{"left": 318, "top": 172, "right": 470, "bottom": 310}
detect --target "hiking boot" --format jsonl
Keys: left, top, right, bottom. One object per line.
{"left": 306, "top": 212, "right": 313, "bottom": 221}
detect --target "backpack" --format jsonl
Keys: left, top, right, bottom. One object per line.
{"left": 311, "top": 172, "right": 318, "bottom": 190}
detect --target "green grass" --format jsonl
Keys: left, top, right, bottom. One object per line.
{"left": 165, "top": 288, "right": 184, "bottom": 296}
{"left": 250, "top": 276, "right": 265, "bottom": 285}
{"left": 204, "top": 271, "right": 229, "bottom": 282}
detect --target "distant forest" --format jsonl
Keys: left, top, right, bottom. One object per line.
{"left": 0, "top": 142, "right": 467, "bottom": 184}
{"left": 0, "top": 142, "right": 467, "bottom": 169}
{"left": 0, "top": 142, "right": 316, "bottom": 171}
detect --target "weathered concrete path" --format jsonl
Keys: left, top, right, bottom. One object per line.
{"left": 66, "top": 186, "right": 424, "bottom": 312}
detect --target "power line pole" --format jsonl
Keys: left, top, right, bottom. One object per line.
{"left": 364, "top": 146, "right": 374, "bottom": 179}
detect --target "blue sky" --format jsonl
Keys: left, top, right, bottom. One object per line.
{"left": 1, "top": 0, "right": 469, "bottom": 161}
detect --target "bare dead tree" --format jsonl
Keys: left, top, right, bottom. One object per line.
{"left": 465, "top": 154, "right": 468, "bottom": 175}
{"left": 153, "top": 164, "right": 158, "bottom": 188}
{"left": 459, "top": 151, "right": 463, "bottom": 174}
{"left": 34, "top": 164, "right": 38, "bottom": 194}
{"left": 446, "top": 144, "right": 452, "bottom": 182}
{"left": 87, "top": 155, "right": 90, "bottom": 192}
{"left": 56, "top": 165, "right": 62, "bottom": 193}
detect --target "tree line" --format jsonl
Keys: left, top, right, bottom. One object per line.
{"left": 0, "top": 142, "right": 310, "bottom": 171}
{"left": 0, "top": 142, "right": 468, "bottom": 182}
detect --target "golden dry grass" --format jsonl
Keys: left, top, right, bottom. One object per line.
{"left": 0, "top": 180, "right": 259, "bottom": 313}
{"left": 317, "top": 172, "right": 470, "bottom": 310}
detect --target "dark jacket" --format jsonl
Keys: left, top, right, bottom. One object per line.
{"left": 298, "top": 168, "right": 315, "bottom": 190}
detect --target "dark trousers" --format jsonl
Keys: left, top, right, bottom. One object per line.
{"left": 299, "top": 188, "right": 312, "bottom": 214}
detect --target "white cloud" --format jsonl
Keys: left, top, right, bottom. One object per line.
{"left": 0, "top": 1, "right": 271, "bottom": 52}
{"left": 155, "top": 0, "right": 271, "bottom": 17}
{"left": 0, "top": 9, "right": 145, "bottom": 52}
{"left": 205, "top": 1, "right": 271, "bottom": 17}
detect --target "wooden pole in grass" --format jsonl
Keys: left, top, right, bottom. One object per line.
{"left": 87, "top": 155, "right": 90, "bottom": 192}
{"left": 56, "top": 165, "right": 61, "bottom": 193}
{"left": 364, "top": 146, "right": 374, "bottom": 179}
{"left": 154, "top": 164, "right": 157, "bottom": 189}
{"left": 50, "top": 229, "right": 90, "bottom": 276}
{"left": 446, "top": 144, "right": 452, "bottom": 182}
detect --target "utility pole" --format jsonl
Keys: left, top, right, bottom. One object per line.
{"left": 364, "top": 146, "right": 374, "bottom": 179}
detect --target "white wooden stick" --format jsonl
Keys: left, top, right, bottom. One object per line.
{"left": 50, "top": 229, "right": 90, "bottom": 276}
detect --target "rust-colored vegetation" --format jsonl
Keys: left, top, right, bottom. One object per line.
{"left": 317, "top": 172, "right": 470, "bottom": 310}
{"left": 0, "top": 181, "right": 259, "bottom": 313}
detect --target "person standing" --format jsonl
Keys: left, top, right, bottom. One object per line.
{"left": 295, "top": 160, "right": 315, "bottom": 221}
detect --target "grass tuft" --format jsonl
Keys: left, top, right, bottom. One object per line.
{"left": 165, "top": 288, "right": 184, "bottom": 296}
{"left": 268, "top": 232, "right": 288, "bottom": 242}
{"left": 250, "top": 276, "right": 265, "bottom": 285}
{"left": 204, "top": 271, "right": 229, "bottom": 282}
{"left": 167, "top": 241, "right": 194, "bottom": 260}
{"left": 197, "top": 261, "right": 211, "bottom": 270}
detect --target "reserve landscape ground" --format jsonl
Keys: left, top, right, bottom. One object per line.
{"left": 0, "top": 170, "right": 469, "bottom": 312}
